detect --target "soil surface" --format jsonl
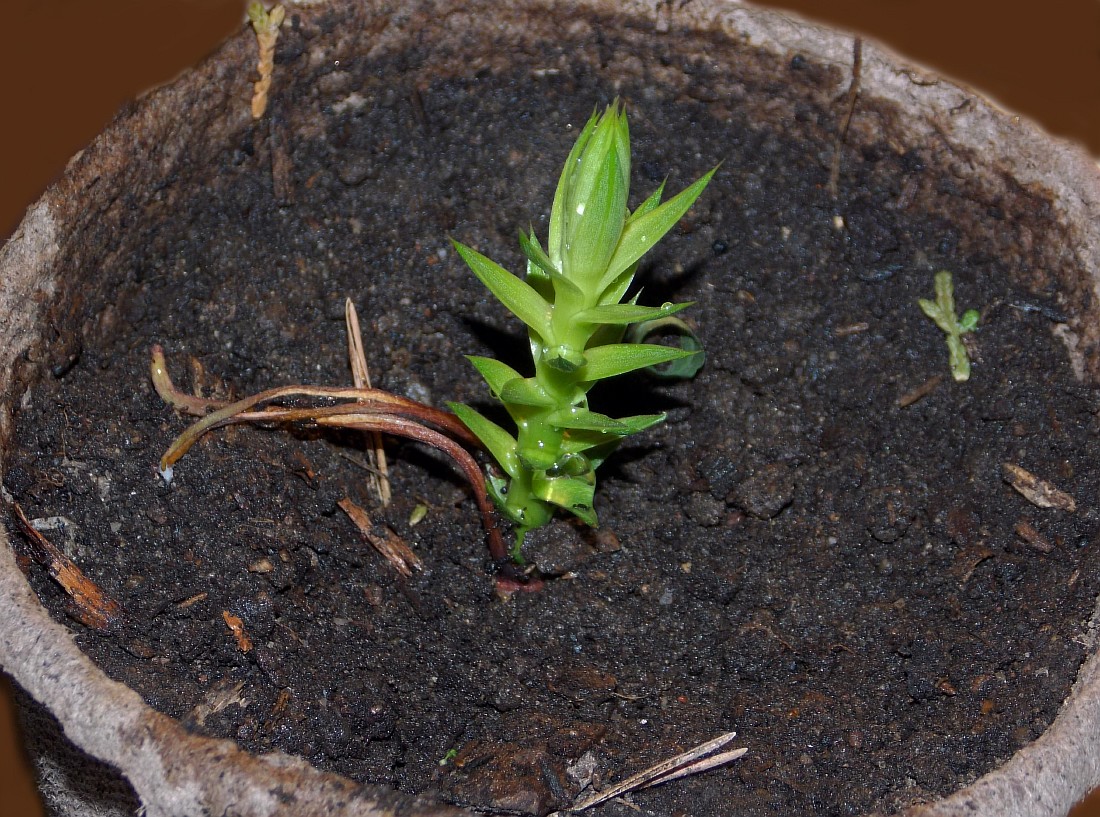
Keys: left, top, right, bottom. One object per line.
{"left": 5, "top": 14, "right": 1100, "bottom": 817}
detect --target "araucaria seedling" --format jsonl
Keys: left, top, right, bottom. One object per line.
{"left": 450, "top": 102, "right": 715, "bottom": 559}
{"left": 153, "top": 101, "right": 711, "bottom": 589}
{"left": 918, "top": 270, "right": 979, "bottom": 382}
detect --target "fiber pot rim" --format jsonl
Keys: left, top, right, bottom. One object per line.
{"left": 1, "top": 2, "right": 1098, "bottom": 816}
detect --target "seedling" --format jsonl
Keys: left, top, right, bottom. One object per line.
{"left": 918, "top": 270, "right": 978, "bottom": 382}
{"left": 247, "top": 2, "right": 285, "bottom": 119}
{"left": 450, "top": 101, "right": 715, "bottom": 559}
{"left": 153, "top": 102, "right": 712, "bottom": 589}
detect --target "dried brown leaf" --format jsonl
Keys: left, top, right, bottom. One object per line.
{"left": 222, "top": 610, "right": 254, "bottom": 653}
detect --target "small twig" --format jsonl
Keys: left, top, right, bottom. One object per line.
{"left": 833, "top": 322, "right": 869, "bottom": 337}
{"left": 897, "top": 374, "right": 944, "bottom": 408}
{"left": 10, "top": 502, "right": 122, "bottom": 631}
{"left": 268, "top": 113, "right": 295, "bottom": 204}
{"left": 1014, "top": 519, "right": 1054, "bottom": 553}
{"left": 568, "top": 731, "right": 746, "bottom": 811}
{"left": 828, "top": 37, "right": 863, "bottom": 199}
{"left": 346, "top": 299, "right": 391, "bottom": 505}
{"left": 177, "top": 592, "right": 208, "bottom": 609}
{"left": 339, "top": 497, "right": 421, "bottom": 576}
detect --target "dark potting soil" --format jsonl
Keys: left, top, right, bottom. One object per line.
{"left": 5, "top": 15, "right": 1100, "bottom": 817}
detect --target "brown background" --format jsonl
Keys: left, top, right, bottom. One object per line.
{"left": 1, "top": 2, "right": 1098, "bottom": 815}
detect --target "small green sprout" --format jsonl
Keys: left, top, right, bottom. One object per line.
{"left": 408, "top": 502, "right": 429, "bottom": 527}
{"left": 450, "top": 101, "right": 715, "bottom": 560}
{"left": 918, "top": 270, "right": 979, "bottom": 382}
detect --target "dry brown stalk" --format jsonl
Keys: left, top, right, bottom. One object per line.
{"left": 568, "top": 731, "right": 747, "bottom": 811}
{"left": 338, "top": 497, "right": 421, "bottom": 576}
{"left": 11, "top": 502, "right": 123, "bottom": 631}
{"left": 897, "top": 374, "right": 944, "bottom": 408}
{"left": 828, "top": 36, "right": 863, "bottom": 199}
{"left": 345, "top": 299, "right": 391, "bottom": 505}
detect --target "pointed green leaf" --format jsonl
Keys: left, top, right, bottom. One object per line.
{"left": 548, "top": 407, "right": 667, "bottom": 435}
{"left": 548, "top": 108, "right": 600, "bottom": 267}
{"left": 612, "top": 413, "right": 668, "bottom": 434}
{"left": 627, "top": 180, "right": 665, "bottom": 224}
{"left": 532, "top": 472, "right": 598, "bottom": 526}
{"left": 498, "top": 377, "right": 555, "bottom": 408}
{"left": 576, "top": 301, "right": 692, "bottom": 326}
{"left": 519, "top": 230, "right": 556, "bottom": 304}
{"left": 518, "top": 229, "right": 557, "bottom": 279}
{"left": 466, "top": 355, "right": 523, "bottom": 397}
{"left": 596, "top": 262, "right": 639, "bottom": 307}
{"left": 586, "top": 294, "right": 639, "bottom": 348}
{"left": 598, "top": 166, "right": 717, "bottom": 293}
{"left": 933, "top": 270, "right": 957, "bottom": 316}
{"left": 485, "top": 473, "right": 521, "bottom": 523}
{"left": 614, "top": 103, "right": 631, "bottom": 191}
{"left": 582, "top": 343, "right": 697, "bottom": 381}
{"left": 547, "top": 407, "right": 629, "bottom": 432}
{"left": 564, "top": 101, "right": 626, "bottom": 221}
{"left": 565, "top": 437, "right": 621, "bottom": 470}
{"left": 452, "top": 240, "right": 553, "bottom": 340}
{"left": 563, "top": 141, "right": 628, "bottom": 284}
{"left": 518, "top": 229, "right": 586, "bottom": 304}
{"left": 918, "top": 299, "right": 955, "bottom": 335}
{"left": 447, "top": 402, "right": 522, "bottom": 480}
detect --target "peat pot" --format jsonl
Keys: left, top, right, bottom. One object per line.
{"left": 3, "top": 1, "right": 1100, "bottom": 815}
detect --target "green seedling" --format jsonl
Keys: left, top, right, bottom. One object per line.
{"left": 450, "top": 101, "right": 715, "bottom": 559}
{"left": 918, "top": 270, "right": 979, "bottom": 382}
{"left": 153, "top": 102, "right": 711, "bottom": 591}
